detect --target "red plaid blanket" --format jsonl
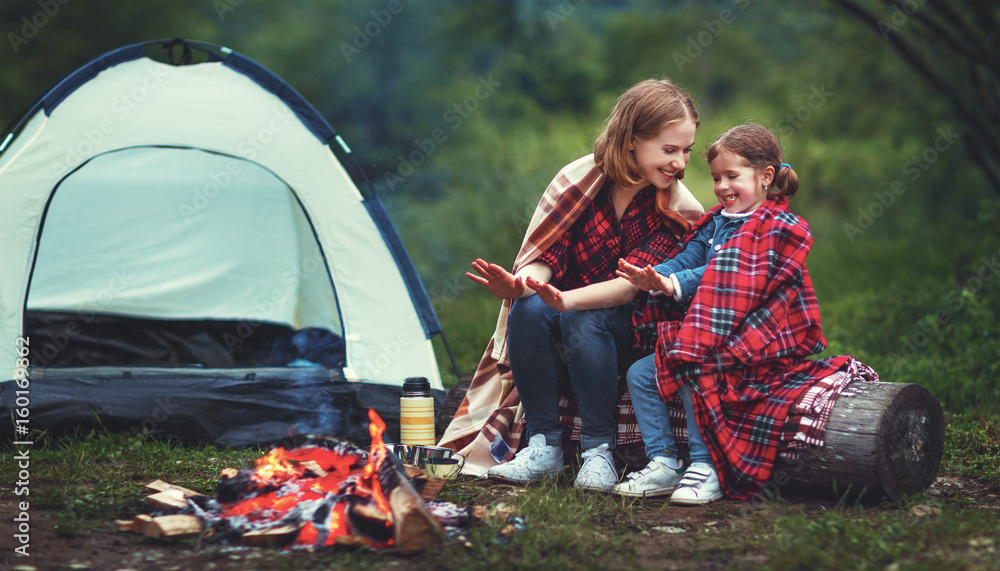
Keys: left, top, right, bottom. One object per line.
{"left": 648, "top": 198, "right": 878, "bottom": 499}
{"left": 437, "top": 154, "right": 704, "bottom": 475}
{"left": 557, "top": 355, "right": 879, "bottom": 461}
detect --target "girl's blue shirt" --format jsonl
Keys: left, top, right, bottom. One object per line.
{"left": 653, "top": 209, "right": 754, "bottom": 302}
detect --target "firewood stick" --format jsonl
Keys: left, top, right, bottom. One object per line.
{"left": 146, "top": 489, "right": 191, "bottom": 511}
{"left": 145, "top": 479, "right": 203, "bottom": 498}
{"left": 143, "top": 514, "right": 203, "bottom": 538}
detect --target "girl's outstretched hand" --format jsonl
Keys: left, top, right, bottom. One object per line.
{"left": 466, "top": 258, "right": 525, "bottom": 300}
{"left": 616, "top": 259, "right": 674, "bottom": 297}
{"left": 524, "top": 277, "right": 568, "bottom": 312}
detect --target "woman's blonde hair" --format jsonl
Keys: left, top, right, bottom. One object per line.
{"left": 594, "top": 79, "right": 699, "bottom": 187}
{"left": 705, "top": 123, "right": 799, "bottom": 198}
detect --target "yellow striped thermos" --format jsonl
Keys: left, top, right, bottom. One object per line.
{"left": 400, "top": 377, "right": 435, "bottom": 446}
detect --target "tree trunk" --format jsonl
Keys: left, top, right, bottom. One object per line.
{"left": 775, "top": 381, "right": 945, "bottom": 502}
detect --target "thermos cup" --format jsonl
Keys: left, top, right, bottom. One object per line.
{"left": 399, "top": 376, "right": 435, "bottom": 445}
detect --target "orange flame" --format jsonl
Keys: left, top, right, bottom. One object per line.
{"left": 322, "top": 503, "right": 350, "bottom": 546}
{"left": 362, "top": 409, "right": 392, "bottom": 516}
{"left": 253, "top": 447, "right": 305, "bottom": 487}
{"left": 219, "top": 409, "right": 397, "bottom": 548}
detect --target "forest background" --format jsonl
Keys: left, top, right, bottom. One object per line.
{"left": 1, "top": 0, "right": 997, "bottom": 419}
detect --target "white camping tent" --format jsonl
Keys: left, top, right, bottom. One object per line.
{"left": 0, "top": 39, "right": 450, "bottom": 444}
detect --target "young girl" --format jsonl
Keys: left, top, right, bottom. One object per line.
{"left": 609, "top": 123, "right": 798, "bottom": 502}
{"left": 535, "top": 123, "right": 872, "bottom": 503}
{"left": 439, "top": 79, "right": 704, "bottom": 490}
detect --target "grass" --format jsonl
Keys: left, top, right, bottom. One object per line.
{"left": 2, "top": 415, "right": 997, "bottom": 570}
{"left": 941, "top": 414, "right": 1000, "bottom": 482}
{"left": 767, "top": 499, "right": 1000, "bottom": 570}
{"left": 18, "top": 427, "right": 263, "bottom": 536}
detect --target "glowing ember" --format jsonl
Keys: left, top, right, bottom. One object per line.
{"left": 253, "top": 448, "right": 305, "bottom": 487}
{"left": 203, "top": 410, "right": 401, "bottom": 550}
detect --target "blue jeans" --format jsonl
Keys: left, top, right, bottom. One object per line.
{"left": 508, "top": 294, "right": 636, "bottom": 451}
{"left": 625, "top": 353, "right": 712, "bottom": 464}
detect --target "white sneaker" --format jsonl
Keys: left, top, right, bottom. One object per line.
{"left": 612, "top": 456, "right": 686, "bottom": 498}
{"left": 573, "top": 443, "right": 618, "bottom": 492}
{"left": 487, "top": 434, "right": 564, "bottom": 484}
{"left": 670, "top": 462, "right": 723, "bottom": 505}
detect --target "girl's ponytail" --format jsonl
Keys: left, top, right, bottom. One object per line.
{"left": 772, "top": 163, "right": 798, "bottom": 198}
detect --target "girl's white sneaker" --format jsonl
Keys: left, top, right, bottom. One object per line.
{"left": 670, "top": 462, "right": 723, "bottom": 505}
{"left": 611, "top": 456, "right": 686, "bottom": 498}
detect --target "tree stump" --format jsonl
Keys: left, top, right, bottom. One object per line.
{"left": 775, "top": 381, "right": 945, "bottom": 502}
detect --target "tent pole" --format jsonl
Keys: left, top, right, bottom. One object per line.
{"left": 437, "top": 332, "right": 462, "bottom": 382}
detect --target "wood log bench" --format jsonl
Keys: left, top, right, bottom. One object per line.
{"left": 438, "top": 379, "right": 945, "bottom": 502}
{"left": 774, "top": 381, "right": 944, "bottom": 502}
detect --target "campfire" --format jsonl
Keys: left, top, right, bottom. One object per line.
{"left": 122, "top": 410, "right": 443, "bottom": 551}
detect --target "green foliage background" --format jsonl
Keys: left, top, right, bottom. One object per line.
{"left": 1, "top": 0, "right": 996, "bottom": 415}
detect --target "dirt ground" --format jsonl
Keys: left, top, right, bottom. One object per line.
{"left": 1, "top": 476, "right": 997, "bottom": 571}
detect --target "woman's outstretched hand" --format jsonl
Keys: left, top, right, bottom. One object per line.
{"left": 525, "top": 277, "right": 569, "bottom": 312}
{"left": 616, "top": 259, "right": 674, "bottom": 297}
{"left": 466, "top": 258, "right": 525, "bottom": 300}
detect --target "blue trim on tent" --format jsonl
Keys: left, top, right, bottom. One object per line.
{"left": 221, "top": 51, "right": 335, "bottom": 145}
{"left": 363, "top": 195, "right": 443, "bottom": 338}
{"left": 39, "top": 44, "right": 147, "bottom": 115}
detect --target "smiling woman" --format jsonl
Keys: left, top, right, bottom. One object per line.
{"left": 440, "top": 79, "right": 705, "bottom": 490}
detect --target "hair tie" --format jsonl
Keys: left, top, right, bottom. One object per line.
{"left": 779, "top": 163, "right": 791, "bottom": 170}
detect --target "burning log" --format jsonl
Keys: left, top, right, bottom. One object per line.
{"left": 417, "top": 478, "right": 448, "bottom": 501}
{"left": 207, "top": 410, "right": 442, "bottom": 551}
